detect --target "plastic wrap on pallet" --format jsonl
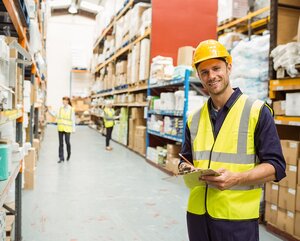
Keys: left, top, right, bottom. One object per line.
{"left": 25, "top": 0, "right": 36, "bottom": 18}
{"left": 29, "top": 19, "right": 42, "bottom": 54}
{"left": 218, "top": 0, "right": 249, "bottom": 24}
{"left": 254, "top": 0, "right": 270, "bottom": 19}
{"left": 270, "top": 42, "right": 300, "bottom": 78}
{"left": 129, "top": 3, "right": 151, "bottom": 40}
{"left": 218, "top": 32, "right": 246, "bottom": 51}
{"left": 150, "top": 56, "right": 174, "bottom": 84}
{"left": 115, "top": 16, "right": 125, "bottom": 50}
{"left": 230, "top": 34, "right": 270, "bottom": 100}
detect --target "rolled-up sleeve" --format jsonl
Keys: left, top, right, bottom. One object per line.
{"left": 179, "top": 124, "right": 194, "bottom": 166}
{"left": 255, "top": 105, "right": 286, "bottom": 182}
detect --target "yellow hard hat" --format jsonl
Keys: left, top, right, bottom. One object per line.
{"left": 193, "top": 39, "right": 232, "bottom": 68}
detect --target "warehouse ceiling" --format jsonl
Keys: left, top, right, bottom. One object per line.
{"left": 49, "top": 0, "right": 103, "bottom": 18}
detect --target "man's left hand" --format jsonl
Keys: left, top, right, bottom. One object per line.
{"left": 200, "top": 168, "right": 240, "bottom": 191}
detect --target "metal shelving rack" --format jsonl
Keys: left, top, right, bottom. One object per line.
{"left": 0, "top": 0, "right": 45, "bottom": 240}
{"left": 217, "top": 2, "right": 300, "bottom": 240}
{"left": 146, "top": 70, "right": 201, "bottom": 171}
{"left": 91, "top": 0, "right": 151, "bottom": 148}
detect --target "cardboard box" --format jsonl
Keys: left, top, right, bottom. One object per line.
{"left": 166, "top": 158, "right": 180, "bottom": 175}
{"left": 279, "top": 165, "right": 297, "bottom": 188}
{"left": 276, "top": 208, "right": 295, "bottom": 235}
{"left": 33, "top": 138, "right": 40, "bottom": 152}
{"left": 131, "top": 42, "right": 140, "bottom": 83}
{"left": 273, "top": 101, "right": 286, "bottom": 116}
{"left": 128, "top": 118, "right": 135, "bottom": 149}
{"left": 278, "top": 7, "right": 300, "bottom": 45}
{"left": 24, "top": 169, "right": 35, "bottom": 190}
{"left": 296, "top": 211, "right": 300, "bottom": 238}
{"left": 298, "top": 159, "right": 300, "bottom": 185}
{"left": 278, "top": 186, "right": 296, "bottom": 212}
{"left": 167, "top": 144, "right": 181, "bottom": 154}
{"left": 131, "top": 107, "right": 144, "bottom": 119}
{"left": 24, "top": 148, "right": 36, "bottom": 171}
{"left": 296, "top": 186, "right": 300, "bottom": 212}
{"left": 265, "top": 182, "right": 279, "bottom": 204}
{"left": 286, "top": 93, "right": 300, "bottom": 116}
{"left": 116, "top": 61, "right": 127, "bottom": 75}
{"left": 265, "top": 202, "right": 278, "bottom": 225}
{"left": 135, "top": 126, "right": 146, "bottom": 137}
{"left": 280, "top": 140, "right": 300, "bottom": 165}
{"left": 177, "top": 46, "right": 194, "bottom": 66}
{"left": 217, "top": 0, "right": 249, "bottom": 24}
{"left": 135, "top": 93, "right": 146, "bottom": 103}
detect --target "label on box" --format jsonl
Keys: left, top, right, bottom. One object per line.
{"left": 272, "top": 184, "right": 279, "bottom": 190}
{"left": 289, "top": 165, "right": 297, "bottom": 172}
{"left": 287, "top": 211, "right": 294, "bottom": 218}
{"left": 276, "top": 86, "right": 284, "bottom": 91}
{"left": 271, "top": 204, "right": 277, "bottom": 211}
{"left": 289, "top": 142, "right": 298, "bottom": 148}
{"left": 288, "top": 188, "right": 296, "bottom": 195}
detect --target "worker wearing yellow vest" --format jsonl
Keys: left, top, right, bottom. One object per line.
{"left": 103, "top": 101, "right": 115, "bottom": 151}
{"left": 57, "top": 96, "right": 75, "bottom": 163}
{"left": 179, "top": 40, "right": 286, "bottom": 241}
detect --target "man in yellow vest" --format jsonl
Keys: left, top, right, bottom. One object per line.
{"left": 179, "top": 40, "right": 286, "bottom": 241}
{"left": 57, "top": 97, "right": 75, "bottom": 163}
{"left": 103, "top": 101, "right": 115, "bottom": 151}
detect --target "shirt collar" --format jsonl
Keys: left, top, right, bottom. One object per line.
{"left": 208, "top": 88, "right": 243, "bottom": 111}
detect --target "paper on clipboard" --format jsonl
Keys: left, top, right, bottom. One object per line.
{"left": 163, "top": 169, "right": 220, "bottom": 189}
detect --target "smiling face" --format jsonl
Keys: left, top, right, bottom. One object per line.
{"left": 197, "top": 58, "right": 232, "bottom": 97}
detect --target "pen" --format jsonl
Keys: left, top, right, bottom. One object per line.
{"left": 179, "top": 153, "right": 194, "bottom": 166}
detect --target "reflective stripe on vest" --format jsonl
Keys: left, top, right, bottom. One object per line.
{"left": 57, "top": 107, "right": 73, "bottom": 133}
{"left": 187, "top": 94, "right": 264, "bottom": 220}
{"left": 104, "top": 108, "right": 114, "bottom": 128}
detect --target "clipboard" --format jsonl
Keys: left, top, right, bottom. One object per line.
{"left": 164, "top": 169, "right": 220, "bottom": 189}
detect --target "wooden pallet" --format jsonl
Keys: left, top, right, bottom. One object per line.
{"left": 276, "top": 65, "right": 300, "bottom": 79}
{"left": 266, "top": 223, "right": 300, "bottom": 241}
{"left": 218, "top": 17, "right": 237, "bottom": 27}
{"left": 128, "top": 80, "right": 147, "bottom": 87}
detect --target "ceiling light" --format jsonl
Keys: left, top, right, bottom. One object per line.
{"left": 49, "top": 0, "right": 71, "bottom": 9}
{"left": 79, "top": 1, "right": 103, "bottom": 14}
{"left": 68, "top": 2, "right": 78, "bottom": 14}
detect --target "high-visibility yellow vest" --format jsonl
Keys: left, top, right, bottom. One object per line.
{"left": 57, "top": 106, "right": 74, "bottom": 133}
{"left": 187, "top": 94, "right": 265, "bottom": 220}
{"left": 104, "top": 107, "right": 115, "bottom": 128}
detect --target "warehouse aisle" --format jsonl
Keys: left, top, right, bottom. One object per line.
{"left": 22, "top": 126, "right": 284, "bottom": 241}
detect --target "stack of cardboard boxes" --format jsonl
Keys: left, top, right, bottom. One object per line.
{"left": 24, "top": 148, "right": 37, "bottom": 190}
{"left": 165, "top": 144, "right": 181, "bottom": 175}
{"left": 115, "top": 61, "right": 127, "bottom": 87}
{"left": 72, "top": 98, "right": 91, "bottom": 125}
{"left": 265, "top": 140, "right": 300, "bottom": 238}
{"left": 128, "top": 108, "right": 146, "bottom": 152}
{"left": 133, "top": 126, "right": 146, "bottom": 156}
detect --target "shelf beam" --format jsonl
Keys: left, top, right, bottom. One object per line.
{"left": 217, "top": 6, "right": 270, "bottom": 32}
{"left": 2, "top": 0, "right": 26, "bottom": 41}
{"left": 95, "top": 28, "right": 151, "bottom": 72}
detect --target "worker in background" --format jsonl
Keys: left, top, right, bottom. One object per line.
{"left": 103, "top": 101, "right": 115, "bottom": 151}
{"left": 48, "top": 96, "right": 76, "bottom": 163}
{"left": 179, "top": 40, "right": 286, "bottom": 241}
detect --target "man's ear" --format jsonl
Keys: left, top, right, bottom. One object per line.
{"left": 227, "top": 63, "right": 232, "bottom": 75}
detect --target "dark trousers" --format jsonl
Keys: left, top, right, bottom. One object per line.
{"left": 58, "top": 131, "right": 71, "bottom": 160}
{"left": 187, "top": 212, "right": 259, "bottom": 241}
{"left": 106, "top": 127, "right": 113, "bottom": 147}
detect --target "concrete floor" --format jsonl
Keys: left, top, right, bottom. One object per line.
{"left": 22, "top": 125, "right": 284, "bottom": 241}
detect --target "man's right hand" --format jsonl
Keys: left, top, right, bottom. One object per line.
{"left": 178, "top": 162, "right": 196, "bottom": 173}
